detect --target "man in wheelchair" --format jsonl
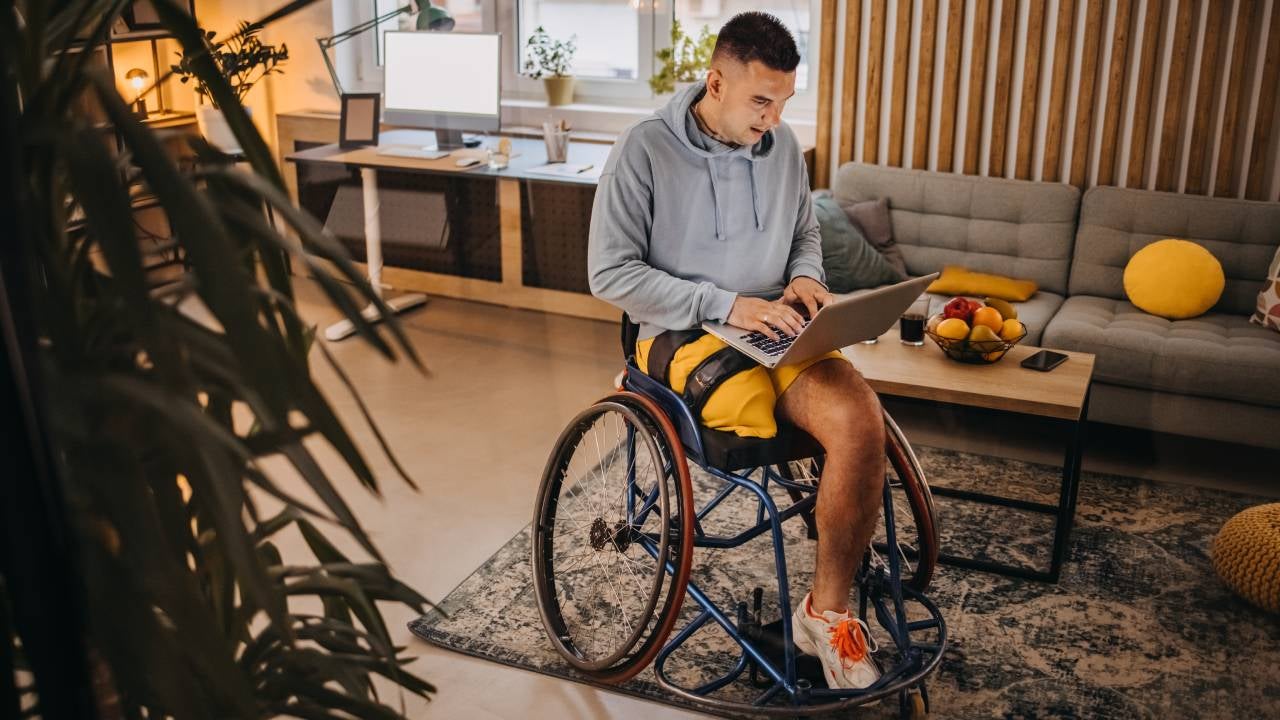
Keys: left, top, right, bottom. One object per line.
{"left": 588, "top": 12, "right": 887, "bottom": 690}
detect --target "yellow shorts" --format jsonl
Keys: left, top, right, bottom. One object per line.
{"left": 636, "top": 334, "right": 846, "bottom": 438}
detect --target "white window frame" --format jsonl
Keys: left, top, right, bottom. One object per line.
{"left": 500, "top": 0, "right": 667, "bottom": 104}
{"left": 329, "top": 0, "right": 818, "bottom": 140}
{"left": 339, "top": 0, "right": 500, "bottom": 89}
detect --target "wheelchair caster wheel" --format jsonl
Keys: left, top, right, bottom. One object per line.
{"left": 900, "top": 687, "right": 928, "bottom": 719}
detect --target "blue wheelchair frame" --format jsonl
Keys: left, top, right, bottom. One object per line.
{"left": 620, "top": 365, "right": 947, "bottom": 716}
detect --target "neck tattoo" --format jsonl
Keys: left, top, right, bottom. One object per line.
{"left": 693, "top": 98, "right": 738, "bottom": 148}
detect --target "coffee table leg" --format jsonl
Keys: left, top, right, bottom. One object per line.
{"left": 929, "top": 388, "right": 1091, "bottom": 583}
{"left": 1047, "top": 386, "right": 1090, "bottom": 582}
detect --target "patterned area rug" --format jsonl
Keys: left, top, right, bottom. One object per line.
{"left": 409, "top": 446, "right": 1280, "bottom": 718}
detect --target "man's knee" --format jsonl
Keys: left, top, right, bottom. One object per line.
{"left": 826, "top": 395, "right": 885, "bottom": 454}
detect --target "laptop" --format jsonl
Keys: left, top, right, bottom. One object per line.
{"left": 701, "top": 273, "right": 939, "bottom": 368}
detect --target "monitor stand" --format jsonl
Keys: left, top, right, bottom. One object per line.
{"left": 433, "top": 128, "right": 466, "bottom": 150}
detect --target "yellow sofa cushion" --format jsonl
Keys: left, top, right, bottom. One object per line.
{"left": 1123, "top": 239, "right": 1224, "bottom": 319}
{"left": 925, "top": 266, "right": 1038, "bottom": 302}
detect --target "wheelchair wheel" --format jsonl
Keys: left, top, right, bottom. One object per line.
{"left": 776, "top": 409, "right": 939, "bottom": 592}
{"left": 532, "top": 392, "right": 694, "bottom": 683}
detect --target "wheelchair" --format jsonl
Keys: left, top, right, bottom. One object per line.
{"left": 532, "top": 316, "right": 947, "bottom": 717}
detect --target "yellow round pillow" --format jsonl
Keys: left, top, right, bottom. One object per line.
{"left": 1123, "top": 239, "right": 1224, "bottom": 319}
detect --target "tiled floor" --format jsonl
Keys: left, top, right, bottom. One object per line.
{"left": 274, "top": 280, "right": 1276, "bottom": 719}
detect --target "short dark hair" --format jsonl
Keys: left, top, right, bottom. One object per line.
{"left": 712, "top": 12, "right": 800, "bottom": 72}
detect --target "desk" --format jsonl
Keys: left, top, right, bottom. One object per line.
{"left": 286, "top": 129, "right": 617, "bottom": 339}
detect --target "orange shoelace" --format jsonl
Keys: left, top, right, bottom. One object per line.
{"left": 827, "top": 618, "right": 870, "bottom": 667}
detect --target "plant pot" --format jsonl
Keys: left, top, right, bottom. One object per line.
{"left": 543, "top": 76, "right": 575, "bottom": 107}
{"left": 196, "top": 104, "right": 250, "bottom": 154}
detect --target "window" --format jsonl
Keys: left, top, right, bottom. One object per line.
{"left": 672, "top": 0, "right": 811, "bottom": 91}
{"left": 373, "top": 0, "right": 488, "bottom": 65}
{"left": 332, "top": 0, "right": 817, "bottom": 132}
{"left": 517, "top": 0, "right": 640, "bottom": 80}
{"left": 508, "top": 0, "right": 816, "bottom": 108}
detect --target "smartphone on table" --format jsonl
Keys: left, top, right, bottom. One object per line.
{"left": 1021, "top": 349, "right": 1069, "bottom": 372}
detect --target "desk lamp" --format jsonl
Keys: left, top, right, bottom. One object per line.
{"left": 317, "top": 0, "right": 454, "bottom": 96}
{"left": 125, "top": 68, "right": 150, "bottom": 117}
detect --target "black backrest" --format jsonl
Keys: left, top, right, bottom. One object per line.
{"left": 620, "top": 313, "right": 639, "bottom": 362}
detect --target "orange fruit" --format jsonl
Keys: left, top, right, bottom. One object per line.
{"left": 936, "top": 318, "right": 970, "bottom": 340}
{"left": 972, "top": 306, "right": 1004, "bottom": 332}
{"left": 999, "top": 318, "right": 1024, "bottom": 341}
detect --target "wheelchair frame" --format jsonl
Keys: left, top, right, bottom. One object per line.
{"left": 533, "top": 362, "right": 948, "bottom": 717}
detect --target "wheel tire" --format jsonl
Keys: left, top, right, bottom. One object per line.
{"left": 883, "top": 410, "right": 939, "bottom": 593}
{"left": 531, "top": 393, "right": 694, "bottom": 682}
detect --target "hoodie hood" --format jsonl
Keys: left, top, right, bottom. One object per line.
{"left": 656, "top": 82, "right": 774, "bottom": 239}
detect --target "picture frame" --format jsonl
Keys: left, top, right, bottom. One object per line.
{"left": 118, "top": 0, "right": 193, "bottom": 33}
{"left": 339, "top": 93, "right": 381, "bottom": 149}
{"left": 121, "top": 1, "right": 163, "bottom": 30}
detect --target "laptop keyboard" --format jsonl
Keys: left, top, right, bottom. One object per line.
{"left": 741, "top": 320, "right": 809, "bottom": 356}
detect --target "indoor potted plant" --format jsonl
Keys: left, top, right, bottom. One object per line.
{"left": 172, "top": 21, "right": 288, "bottom": 152}
{"left": 6, "top": 0, "right": 435, "bottom": 715}
{"left": 650, "top": 20, "right": 716, "bottom": 95}
{"left": 523, "top": 26, "right": 577, "bottom": 106}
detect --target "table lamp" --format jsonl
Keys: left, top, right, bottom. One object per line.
{"left": 125, "top": 67, "right": 150, "bottom": 117}
{"left": 317, "top": 0, "right": 454, "bottom": 96}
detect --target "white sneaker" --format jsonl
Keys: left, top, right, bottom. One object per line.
{"left": 791, "top": 592, "right": 881, "bottom": 690}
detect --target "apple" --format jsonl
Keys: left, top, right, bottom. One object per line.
{"left": 943, "top": 297, "right": 979, "bottom": 323}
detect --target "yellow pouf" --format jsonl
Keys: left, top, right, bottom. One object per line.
{"left": 1212, "top": 503, "right": 1280, "bottom": 613}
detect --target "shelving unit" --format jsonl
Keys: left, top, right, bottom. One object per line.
{"left": 73, "top": 1, "right": 198, "bottom": 136}
{"left": 69, "top": 1, "right": 201, "bottom": 289}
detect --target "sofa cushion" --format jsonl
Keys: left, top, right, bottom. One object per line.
{"left": 1072, "top": 186, "right": 1280, "bottom": 316}
{"left": 927, "top": 265, "right": 1039, "bottom": 302}
{"left": 832, "top": 163, "right": 1081, "bottom": 295}
{"left": 1042, "top": 295, "right": 1280, "bottom": 408}
{"left": 843, "top": 198, "right": 907, "bottom": 278}
{"left": 1252, "top": 243, "right": 1280, "bottom": 332}
{"left": 812, "top": 195, "right": 905, "bottom": 292}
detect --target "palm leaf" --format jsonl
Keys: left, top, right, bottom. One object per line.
{"left": 4, "top": 0, "right": 438, "bottom": 716}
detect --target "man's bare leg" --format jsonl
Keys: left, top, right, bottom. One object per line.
{"left": 776, "top": 359, "right": 886, "bottom": 614}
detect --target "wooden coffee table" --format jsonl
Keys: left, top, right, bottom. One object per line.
{"left": 844, "top": 328, "right": 1096, "bottom": 582}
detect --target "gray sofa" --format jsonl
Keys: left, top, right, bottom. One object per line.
{"left": 832, "top": 163, "right": 1080, "bottom": 345}
{"left": 830, "top": 163, "right": 1280, "bottom": 450}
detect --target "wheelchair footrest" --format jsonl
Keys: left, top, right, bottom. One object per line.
{"left": 745, "top": 619, "right": 828, "bottom": 689}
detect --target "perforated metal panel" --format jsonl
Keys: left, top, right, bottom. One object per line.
{"left": 520, "top": 180, "right": 595, "bottom": 294}
{"left": 293, "top": 140, "right": 502, "bottom": 282}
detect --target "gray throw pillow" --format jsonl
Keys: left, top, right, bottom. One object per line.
{"left": 842, "top": 198, "right": 907, "bottom": 279}
{"left": 812, "top": 195, "right": 904, "bottom": 293}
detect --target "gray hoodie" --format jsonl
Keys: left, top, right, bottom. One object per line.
{"left": 587, "top": 82, "right": 824, "bottom": 340}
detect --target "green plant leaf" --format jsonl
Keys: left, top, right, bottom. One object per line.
{"left": 8, "top": 2, "right": 437, "bottom": 717}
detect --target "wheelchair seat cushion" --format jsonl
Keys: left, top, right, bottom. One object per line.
{"left": 699, "top": 423, "right": 824, "bottom": 471}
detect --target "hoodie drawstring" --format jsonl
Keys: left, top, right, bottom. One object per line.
{"left": 707, "top": 158, "right": 725, "bottom": 241}
{"left": 749, "top": 162, "right": 763, "bottom": 231}
{"left": 707, "top": 157, "right": 764, "bottom": 241}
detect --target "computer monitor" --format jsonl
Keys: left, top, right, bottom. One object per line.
{"left": 382, "top": 31, "right": 501, "bottom": 149}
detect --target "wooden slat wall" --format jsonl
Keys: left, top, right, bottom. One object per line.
{"left": 821, "top": 0, "right": 1280, "bottom": 200}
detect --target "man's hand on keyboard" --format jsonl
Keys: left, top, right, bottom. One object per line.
{"left": 728, "top": 297, "right": 806, "bottom": 342}
{"left": 782, "top": 276, "right": 835, "bottom": 320}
